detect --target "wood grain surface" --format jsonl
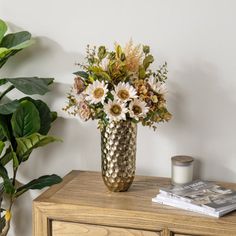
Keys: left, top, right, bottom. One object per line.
{"left": 33, "top": 170, "right": 236, "bottom": 236}
{"left": 52, "top": 221, "right": 160, "bottom": 236}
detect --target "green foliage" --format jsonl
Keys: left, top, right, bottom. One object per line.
{"left": 16, "top": 133, "right": 61, "bottom": 162}
{"left": 11, "top": 100, "right": 40, "bottom": 138}
{"left": 0, "top": 19, "right": 62, "bottom": 234}
{"left": 0, "top": 19, "right": 7, "bottom": 42}
{"left": 5, "top": 77, "right": 54, "bottom": 95}
{"left": 0, "top": 100, "right": 20, "bottom": 115}
{"left": 16, "top": 174, "right": 62, "bottom": 197}
{"left": 65, "top": 41, "right": 172, "bottom": 130}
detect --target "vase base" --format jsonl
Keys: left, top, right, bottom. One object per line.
{"left": 102, "top": 175, "right": 134, "bottom": 192}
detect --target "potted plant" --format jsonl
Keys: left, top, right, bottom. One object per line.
{"left": 0, "top": 19, "right": 62, "bottom": 235}
{"left": 64, "top": 41, "right": 172, "bottom": 192}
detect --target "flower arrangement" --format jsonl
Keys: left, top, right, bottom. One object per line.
{"left": 64, "top": 41, "right": 172, "bottom": 130}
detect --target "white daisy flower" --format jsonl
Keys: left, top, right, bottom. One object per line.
{"left": 104, "top": 100, "right": 128, "bottom": 122}
{"left": 85, "top": 80, "right": 108, "bottom": 104}
{"left": 129, "top": 99, "right": 149, "bottom": 120}
{"left": 148, "top": 77, "right": 167, "bottom": 94}
{"left": 112, "top": 82, "right": 137, "bottom": 102}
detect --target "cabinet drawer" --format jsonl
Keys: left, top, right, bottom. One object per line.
{"left": 52, "top": 221, "right": 161, "bottom": 236}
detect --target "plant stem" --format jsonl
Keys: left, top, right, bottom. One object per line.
{"left": 0, "top": 85, "right": 15, "bottom": 101}
{"left": 0, "top": 168, "right": 18, "bottom": 236}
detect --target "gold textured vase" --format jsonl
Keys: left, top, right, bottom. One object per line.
{"left": 101, "top": 120, "right": 137, "bottom": 192}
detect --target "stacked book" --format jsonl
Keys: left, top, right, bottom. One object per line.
{"left": 152, "top": 180, "right": 236, "bottom": 217}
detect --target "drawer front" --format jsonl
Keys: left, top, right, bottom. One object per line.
{"left": 52, "top": 221, "right": 161, "bottom": 236}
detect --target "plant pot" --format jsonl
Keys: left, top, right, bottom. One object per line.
{"left": 101, "top": 120, "right": 137, "bottom": 192}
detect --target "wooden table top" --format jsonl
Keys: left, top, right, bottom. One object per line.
{"left": 34, "top": 170, "right": 236, "bottom": 235}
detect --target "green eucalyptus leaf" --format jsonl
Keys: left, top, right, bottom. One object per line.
{"left": 0, "top": 31, "right": 31, "bottom": 49}
{"left": 0, "top": 100, "right": 20, "bottom": 115}
{"left": 143, "top": 55, "right": 154, "bottom": 70}
{"left": 139, "top": 66, "right": 146, "bottom": 79}
{"left": 11, "top": 100, "right": 40, "bottom": 138}
{"left": 73, "top": 71, "right": 89, "bottom": 79}
{"left": 143, "top": 45, "right": 150, "bottom": 54}
{"left": 98, "top": 46, "right": 106, "bottom": 60}
{"left": 15, "top": 174, "right": 62, "bottom": 197}
{"left": 16, "top": 133, "right": 61, "bottom": 161}
{"left": 0, "top": 141, "right": 5, "bottom": 156}
{"left": 0, "top": 19, "right": 7, "bottom": 43}
{"left": 5, "top": 77, "right": 54, "bottom": 95}
{"left": 115, "top": 45, "right": 122, "bottom": 59}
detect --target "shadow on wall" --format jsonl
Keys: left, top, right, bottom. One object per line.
{"left": 162, "top": 61, "right": 236, "bottom": 180}
{"left": 1, "top": 22, "right": 84, "bottom": 80}
{"left": 2, "top": 24, "right": 99, "bottom": 236}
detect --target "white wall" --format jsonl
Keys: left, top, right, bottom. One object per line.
{"left": 0, "top": 0, "right": 236, "bottom": 235}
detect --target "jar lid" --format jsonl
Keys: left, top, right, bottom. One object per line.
{"left": 171, "top": 155, "right": 194, "bottom": 166}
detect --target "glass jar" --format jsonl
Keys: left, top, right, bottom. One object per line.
{"left": 171, "top": 155, "right": 194, "bottom": 185}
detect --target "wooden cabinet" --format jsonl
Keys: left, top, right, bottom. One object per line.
{"left": 52, "top": 221, "right": 161, "bottom": 236}
{"left": 33, "top": 171, "right": 236, "bottom": 236}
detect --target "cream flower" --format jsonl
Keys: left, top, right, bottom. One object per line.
{"left": 85, "top": 80, "right": 108, "bottom": 104}
{"left": 112, "top": 82, "right": 137, "bottom": 102}
{"left": 77, "top": 100, "right": 91, "bottom": 121}
{"left": 100, "top": 57, "right": 109, "bottom": 71}
{"left": 148, "top": 77, "right": 167, "bottom": 94}
{"left": 129, "top": 99, "right": 149, "bottom": 120}
{"left": 104, "top": 99, "right": 128, "bottom": 122}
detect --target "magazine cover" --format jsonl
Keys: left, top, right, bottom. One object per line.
{"left": 152, "top": 194, "right": 236, "bottom": 217}
{"left": 159, "top": 180, "right": 236, "bottom": 211}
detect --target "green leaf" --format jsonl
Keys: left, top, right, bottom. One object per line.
{"left": 11, "top": 100, "right": 40, "bottom": 138}
{"left": 5, "top": 77, "right": 54, "bottom": 95}
{"left": 73, "top": 71, "right": 89, "bottom": 79}
{"left": 0, "top": 141, "right": 5, "bottom": 156}
{"left": 15, "top": 174, "right": 62, "bottom": 197}
{"left": 20, "top": 97, "right": 52, "bottom": 135}
{"left": 98, "top": 46, "right": 106, "bottom": 60}
{"left": 0, "top": 215, "right": 6, "bottom": 234}
{"left": 16, "top": 133, "right": 61, "bottom": 161}
{"left": 115, "top": 44, "right": 122, "bottom": 59}
{"left": 0, "top": 128, "right": 4, "bottom": 141}
{"left": 143, "top": 55, "right": 154, "bottom": 70}
{"left": 3, "top": 178, "right": 15, "bottom": 195}
{"left": 0, "top": 115, "right": 11, "bottom": 140}
{"left": 143, "top": 45, "right": 150, "bottom": 54}
{"left": 12, "top": 152, "right": 19, "bottom": 169}
{"left": 0, "top": 31, "right": 31, "bottom": 49}
{"left": 50, "top": 112, "right": 57, "bottom": 123}
{"left": 0, "top": 19, "right": 7, "bottom": 43}
{"left": 0, "top": 146, "right": 13, "bottom": 166}
{"left": 0, "top": 79, "right": 7, "bottom": 86}
{"left": 0, "top": 164, "right": 7, "bottom": 179}
{"left": 10, "top": 39, "right": 34, "bottom": 50}
{"left": 139, "top": 66, "right": 146, "bottom": 79}
{"left": 0, "top": 100, "right": 20, "bottom": 115}
{"left": 0, "top": 48, "right": 10, "bottom": 59}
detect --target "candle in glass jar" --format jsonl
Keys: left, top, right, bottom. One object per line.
{"left": 171, "top": 155, "right": 194, "bottom": 185}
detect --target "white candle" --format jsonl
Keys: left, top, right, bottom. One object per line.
{"left": 171, "top": 156, "right": 194, "bottom": 185}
